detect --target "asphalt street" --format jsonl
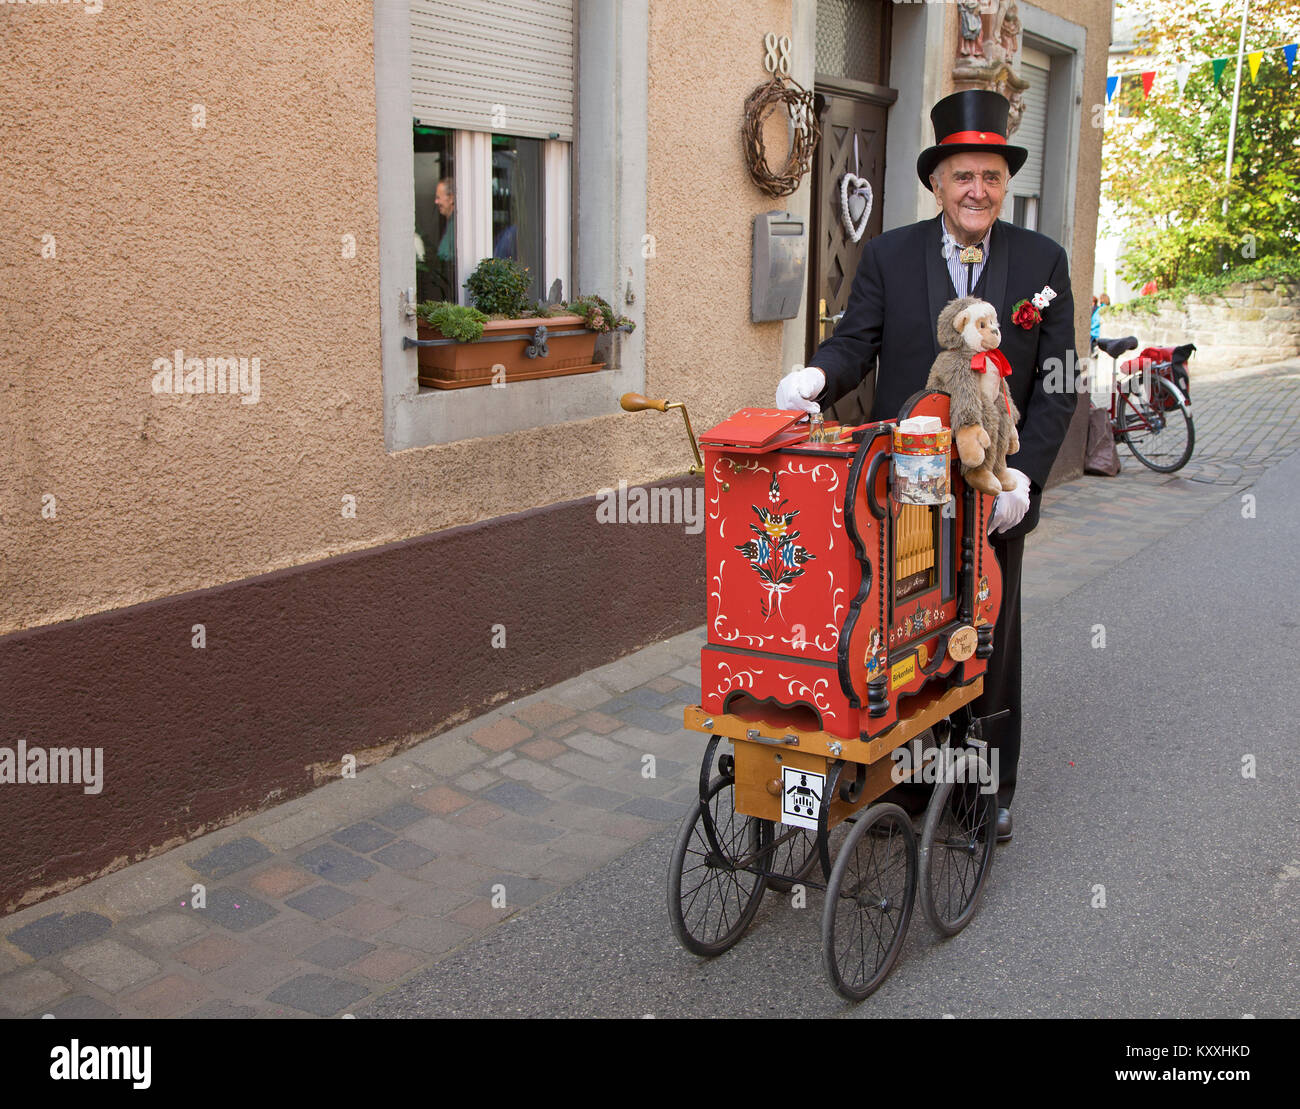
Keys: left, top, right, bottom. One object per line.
{"left": 367, "top": 450, "right": 1298, "bottom": 1017}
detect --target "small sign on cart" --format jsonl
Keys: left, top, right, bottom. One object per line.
{"left": 781, "top": 766, "right": 825, "bottom": 830}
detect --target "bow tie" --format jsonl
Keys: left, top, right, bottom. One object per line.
{"left": 971, "top": 350, "right": 1012, "bottom": 377}
{"left": 971, "top": 350, "right": 1013, "bottom": 413}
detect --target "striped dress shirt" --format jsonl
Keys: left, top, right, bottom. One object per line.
{"left": 940, "top": 216, "right": 992, "bottom": 299}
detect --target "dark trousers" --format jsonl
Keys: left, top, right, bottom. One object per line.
{"left": 974, "top": 532, "right": 1023, "bottom": 809}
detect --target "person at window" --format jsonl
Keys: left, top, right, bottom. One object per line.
{"left": 774, "top": 90, "right": 1078, "bottom": 845}
{"left": 435, "top": 177, "right": 456, "bottom": 263}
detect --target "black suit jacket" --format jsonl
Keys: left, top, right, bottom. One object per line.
{"left": 812, "top": 215, "right": 1078, "bottom": 536}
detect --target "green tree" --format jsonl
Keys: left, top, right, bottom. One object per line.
{"left": 1102, "top": 0, "right": 1300, "bottom": 290}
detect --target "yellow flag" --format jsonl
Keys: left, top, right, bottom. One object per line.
{"left": 1248, "top": 50, "right": 1264, "bottom": 81}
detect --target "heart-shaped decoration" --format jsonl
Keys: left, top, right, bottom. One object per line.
{"left": 839, "top": 173, "right": 873, "bottom": 243}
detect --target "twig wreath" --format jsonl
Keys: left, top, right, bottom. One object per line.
{"left": 742, "top": 74, "right": 820, "bottom": 198}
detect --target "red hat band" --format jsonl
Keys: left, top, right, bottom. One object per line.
{"left": 941, "top": 131, "right": 1007, "bottom": 145}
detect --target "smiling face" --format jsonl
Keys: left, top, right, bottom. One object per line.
{"left": 930, "top": 152, "right": 1009, "bottom": 244}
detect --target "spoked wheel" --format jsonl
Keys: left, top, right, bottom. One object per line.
{"left": 821, "top": 802, "right": 917, "bottom": 1001}
{"left": 757, "top": 820, "right": 820, "bottom": 893}
{"left": 668, "top": 775, "right": 768, "bottom": 956}
{"left": 1116, "top": 373, "right": 1194, "bottom": 472}
{"left": 918, "top": 750, "right": 997, "bottom": 936}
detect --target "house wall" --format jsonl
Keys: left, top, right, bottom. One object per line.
{"left": 2, "top": 1, "right": 385, "bottom": 637}
{"left": 1, "top": 0, "right": 1109, "bottom": 636}
{"left": 0, "top": 0, "right": 798, "bottom": 641}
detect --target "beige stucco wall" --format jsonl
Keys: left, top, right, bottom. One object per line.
{"left": 642, "top": 0, "right": 794, "bottom": 444}
{"left": 2, "top": 2, "right": 387, "bottom": 634}
{"left": 1, "top": 0, "right": 1107, "bottom": 637}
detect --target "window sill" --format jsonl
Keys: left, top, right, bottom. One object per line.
{"left": 390, "top": 340, "right": 638, "bottom": 449}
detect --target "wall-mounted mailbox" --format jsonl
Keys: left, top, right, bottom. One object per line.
{"left": 751, "top": 210, "right": 807, "bottom": 323}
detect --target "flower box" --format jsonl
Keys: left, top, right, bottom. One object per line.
{"left": 416, "top": 314, "right": 606, "bottom": 390}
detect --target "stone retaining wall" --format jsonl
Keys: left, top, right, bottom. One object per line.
{"left": 1100, "top": 277, "right": 1300, "bottom": 372}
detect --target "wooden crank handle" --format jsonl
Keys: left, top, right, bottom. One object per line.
{"left": 620, "top": 392, "right": 668, "bottom": 413}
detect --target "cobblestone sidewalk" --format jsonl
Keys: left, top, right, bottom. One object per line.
{"left": 2, "top": 359, "right": 1297, "bottom": 1019}
{"left": 1024, "top": 357, "right": 1300, "bottom": 613}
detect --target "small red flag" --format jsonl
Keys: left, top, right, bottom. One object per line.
{"left": 1141, "top": 71, "right": 1155, "bottom": 97}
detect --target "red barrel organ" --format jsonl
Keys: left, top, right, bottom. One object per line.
{"left": 698, "top": 394, "right": 1002, "bottom": 751}
{"left": 623, "top": 388, "right": 1008, "bottom": 1000}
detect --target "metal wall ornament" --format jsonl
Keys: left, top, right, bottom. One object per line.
{"left": 743, "top": 73, "right": 821, "bottom": 198}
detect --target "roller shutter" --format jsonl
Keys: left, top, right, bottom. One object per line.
{"left": 1014, "top": 48, "right": 1051, "bottom": 200}
{"left": 410, "top": 0, "right": 575, "bottom": 141}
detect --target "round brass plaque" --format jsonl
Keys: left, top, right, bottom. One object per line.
{"left": 948, "top": 624, "right": 978, "bottom": 662}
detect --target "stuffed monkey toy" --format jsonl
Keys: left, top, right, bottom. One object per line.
{"left": 924, "top": 297, "right": 1021, "bottom": 498}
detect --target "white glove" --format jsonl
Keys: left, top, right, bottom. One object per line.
{"left": 775, "top": 366, "right": 826, "bottom": 414}
{"left": 987, "top": 467, "right": 1031, "bottom": 534}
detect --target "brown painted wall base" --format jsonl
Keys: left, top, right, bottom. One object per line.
{"left": 0, "top": 478, "right": 704, "bottom": 914}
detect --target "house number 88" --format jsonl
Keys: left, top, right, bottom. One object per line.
{"left": 764, "top": 33, "right": 791, "bottom": 76}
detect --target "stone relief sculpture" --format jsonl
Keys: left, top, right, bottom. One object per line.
{"left": 953, "top": 0, "right": 1029, "bottom": 134}
{"left": 958, "top": 0, "right": 983, "bottom": 58}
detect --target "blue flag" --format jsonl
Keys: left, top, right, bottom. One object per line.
{"left": 1285, "top": 43, "right": 1297, "bottom": 75}
{"left": 1106, "top": 75, "right": 1119, "bottom": 103}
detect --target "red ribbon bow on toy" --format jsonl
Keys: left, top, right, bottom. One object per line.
{"left": 971, "top": 349, "right": 1013, "bottom": 413}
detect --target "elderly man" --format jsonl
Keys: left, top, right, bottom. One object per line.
{"left": 775, "top": 89, "right": 1077, "bottom": 843}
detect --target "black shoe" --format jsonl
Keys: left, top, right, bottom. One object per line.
{"left": 996, "top": 807, "right": 1012, "bottom": 843}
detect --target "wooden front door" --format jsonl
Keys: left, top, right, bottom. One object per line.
{"left": 806, "top": 80, "right": 895, "bottom": 365}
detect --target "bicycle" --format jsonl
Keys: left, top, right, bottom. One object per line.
{"left": 1092, "top": 335, "right": 1196, "bottom": 473}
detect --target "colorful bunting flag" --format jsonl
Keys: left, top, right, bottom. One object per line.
{"left": 1109, "top": 43, "right": 1299, "bottom": 93}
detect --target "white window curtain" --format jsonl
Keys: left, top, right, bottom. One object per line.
{"left": 454, "top": 130, "right": 493, "bottom": 299}
{"left": 543, "top": 139, "right": 571, "bottom": 299}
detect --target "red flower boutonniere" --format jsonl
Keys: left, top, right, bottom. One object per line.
{"left": 1011, "top": 298, "right": 1041, "bottom": 330}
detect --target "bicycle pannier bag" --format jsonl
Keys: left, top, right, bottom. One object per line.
{"left": 1136, "top": 344, "right": 1194, "bottom": 410}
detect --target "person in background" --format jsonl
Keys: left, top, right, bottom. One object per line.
{"left": 1090, "top": 293, "right": 1110, "bottom": 346}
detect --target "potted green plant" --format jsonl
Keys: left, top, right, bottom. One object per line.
{"left": 563, "top": 293, "right": 635, "bottom": 335}
{"left": 414, "top": 258, "right": 634, "bottom": 389}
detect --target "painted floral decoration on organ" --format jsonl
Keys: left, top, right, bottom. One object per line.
{"left": 734, "top": 473, "right": 817, "bottom": 619}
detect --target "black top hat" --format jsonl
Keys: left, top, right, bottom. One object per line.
{"left": 915, "top": 90, "right": 1028, "bottom": 187}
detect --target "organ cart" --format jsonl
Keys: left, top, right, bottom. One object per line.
{"left": 621, "top": 389, "right": 1008, "bottom": 1001}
